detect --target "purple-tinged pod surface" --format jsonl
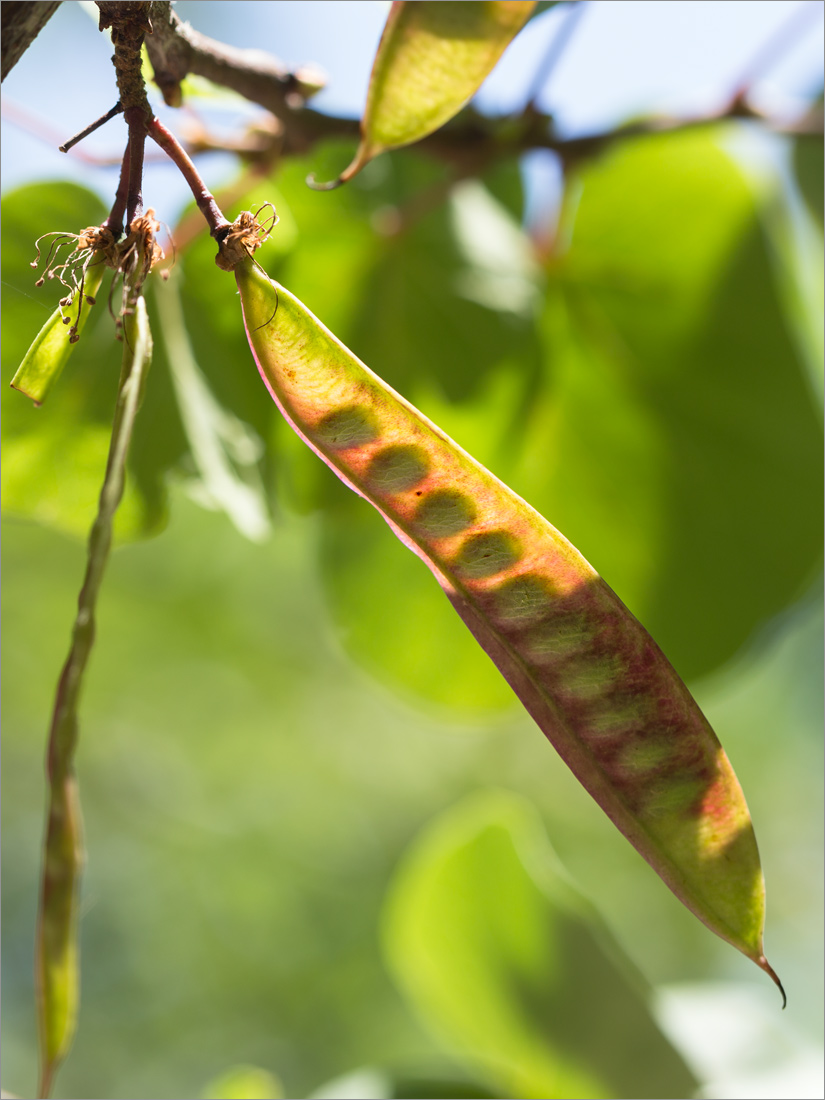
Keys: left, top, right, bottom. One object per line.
{"left": 235, "top": 257, "right": 782, "bottom": 999}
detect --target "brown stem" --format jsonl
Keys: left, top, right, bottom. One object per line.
{"left": 106, "top": 141, "right": 131, "bottom": 238}
{"left": 148, "top": 117, "right": 230, "bottom": 237}
{"left": 125, "top": 108, "right": 147, "bottom": 223}
{"left": 140, "top": 0, "right": 825, "bottom": 175}
{"left": 145, "top": 1, "right": 326, "bottom": 113}
{"left": 60, "top": 102, "right": 123, "bottom": 153}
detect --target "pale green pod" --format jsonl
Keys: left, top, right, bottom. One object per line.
{"left": 12, "top": 259, "right": 106, "bottom": 405}
{"left": 234, "top": 256, "right": 783, "bottom": 1000}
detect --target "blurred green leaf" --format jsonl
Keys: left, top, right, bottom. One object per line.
{"left": 201, "top": 1064, "right": 284, "bottom": 1099}
{"left": 1, "top": 184, "right": 165, "bottom": 540}
{"left": 153, "top": 272, "right": 271, "bottom": 541}
{"left": 382, "top": 790, "right": 698, "bottom": 1099}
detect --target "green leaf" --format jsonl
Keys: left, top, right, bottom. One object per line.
{"left": 201, "top": 1064, "right": 284, "bottom": 1099}
{"left": 382, "top": 791, "right": 699, "bottom": 1099}
{"left": 314, "top": 1, "right": 536, "bottom": 186}
{"left": 2, "top": 183, "right": 164, "bottom": 540}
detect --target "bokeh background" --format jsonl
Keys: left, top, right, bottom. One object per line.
{"left": 2, "top": 3, "right": 823, "bottom": 1098}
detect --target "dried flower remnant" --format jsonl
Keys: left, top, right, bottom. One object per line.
{"left": 30, "top": 225, "right": 116, "bottom": 344}
{"left": 215, "top": 204, "right": 279, "bottom": 272}
{"left": 109, "top": 208, "right": 166, "bottom": 336}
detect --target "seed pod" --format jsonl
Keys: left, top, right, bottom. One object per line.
{"left": 310, "top": 0, "right": 536, "bottom": 188}
{"left": 12, "top": 259, "right": 106, "bottom": 405}
{"left": 234, "top": 256, "right": 783, "bottom": 1000}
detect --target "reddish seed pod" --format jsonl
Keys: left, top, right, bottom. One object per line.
{"left": 232, "top": 252, "right": 784, "bottom": 1003}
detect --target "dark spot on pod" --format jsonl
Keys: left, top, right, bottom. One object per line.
{"left": 315, "top": 405, "right": 380, "bottom": 449}
{"left": 490, "top": 574, "right": 558, "bottom": 627}
{"left": 453, "top": 530, "right": 522, "bottom": 580}
{"left": 414, "top": 489, "right": 477, "bottom": 537}
{"left": 365, "top": 444, "right": 430, "bottom": 492}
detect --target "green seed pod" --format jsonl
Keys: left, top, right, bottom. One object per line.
{"left": 12, "top": 259, "right": 106, "bottom": 405}
{"left": 234, "top": 255, "right": 783, "bottom": 1001}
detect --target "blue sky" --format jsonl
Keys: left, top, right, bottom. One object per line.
{"left": 2, "top": 1, "right": 822, "bottom": 221}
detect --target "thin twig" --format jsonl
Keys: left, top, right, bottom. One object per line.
{"left": 105, "top": 141, "right": 131, "bottom": 238}
{"left": 59, "top": 101, "right": 123, "bottom": 153}
{"left": 124, "top": 108, "right": 146, "bottom": 223}
{"left": 148, "top": 117, "right": 230, "bottom": 237}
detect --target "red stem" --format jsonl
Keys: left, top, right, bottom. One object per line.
{"left": 105, "top": 140, "right": 131, "bottom": 238}
{"left": 148, "top": 116, "right": 230, "bottom": 237}
{"left": 124, "top": 107, "right": 147, "bottom": 225}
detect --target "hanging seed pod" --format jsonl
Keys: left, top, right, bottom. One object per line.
{"left": 309, "top": 0, "right": 536, "bottom": 188}
{"left": 226, "top": 236, "right": 782, "bottom": 1002}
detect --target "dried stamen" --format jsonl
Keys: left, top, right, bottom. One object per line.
{"left": 30, "top": 225, "right": 118, "bottom": 344}
{"left": 215, "top": 205, "right": 279, "bottom": 272}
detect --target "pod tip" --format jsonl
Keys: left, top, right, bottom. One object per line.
{"left": 305, "top": 173, "right": 344, "bottom": 192}
{"left": 757, "top": 954, "right": 787, "bottom": 1009}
